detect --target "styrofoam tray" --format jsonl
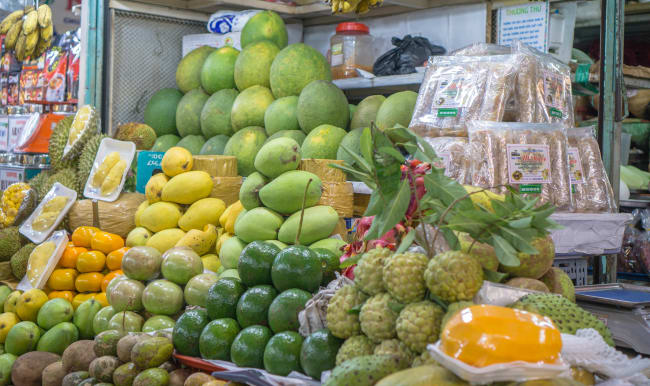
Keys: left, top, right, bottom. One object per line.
{"left": 83, "top": 138, "right": 136, "bottom": 202}
{"left": 428, "top": 342, "right": 570, "bottom": 385}
{"left": 19, "top": 182, "right": 77, "bottom": 244}
{"left": 17, "top": 231, "right": 68, "bottom": 291}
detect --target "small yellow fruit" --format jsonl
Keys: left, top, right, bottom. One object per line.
{"left": 3, "top": 291, "right": 21, "bottom": 314}
{"left": 161, "top": 147, "right": 193, "bottom": 177}
{"left": 145, "top": 173, "right": 169, "bottom": 204}
{"left": 201, "top": 254, "right": 221, "bottom": 273}
{"left": 134, "top": 201, "right": 149, "bottom": 228}
{"left": 16, "top": 288, "right": 48, "bottom": 322}
{"left": 219, "top": 201, "right": 244, "bottom": 234}
{"left": 0, "top": 312, "right": 19, "bottom": 343}
{"left": 175, "top": 224, "right": 218, "bottom": 256}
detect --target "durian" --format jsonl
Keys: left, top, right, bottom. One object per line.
{"left": 77, "top": 134, "right": 108, "bottom": 192}
{"left": 48, "top": 115, "right": 75, "bottom": 170}
{"left": 28, "top": 170, "right": 51, "bottom": 201}
{"left": 62, "top": 105, "right": 99, "bottom": 160}
{"left": 10, "top": 243, "right": 35, "bottom": 279}
{"left": 44, "top": 168, "right": 79, "bottom": 198}
{"left": 0, "top": 227, "right": 23, "bottom": 262}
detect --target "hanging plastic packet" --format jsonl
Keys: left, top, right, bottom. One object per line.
{"left": 17, "top": 230, "right": 68, "bottom": 291}
{"left": 14, "top": 112, "right": 40, "bottom": 149}
{"left": 66, "top": 28, "right": 81, "bottom": 102}
{"left": 468, "top": 121, "right": 574, "bottom": 211}
{"left": 409, "top": 55, "right": 519, "bottom": 138}
{"left": 566, "top": 126, "right": 616, "bottom": 213}
{"left": 424, "top": 137, "right": 470, "bottom": 184}
{"left": 207, "top": 10, "right": 261, "bottom": 34}
{"left": 83, "top": 138, "right": 136, "bottom": 202}
{"left": 20, "top": 182, "right": 77, "bottom": 243}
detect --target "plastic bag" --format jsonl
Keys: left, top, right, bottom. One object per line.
{"left": 567, "top": 126, "right": 617, "bottom": 213}
{"left": 372, "top": 35, "right": 446, "bottom": 76}
{"left": 468, "top": 121, "right": 574, "bottom": 211}
{"left": 425, "top": 137, "right": 470, "bottom": 184}
{"left": 451, "top": 43, "right": 511, "bottom": 56}
{"left": 409, "top": 55, "right": 519, "bottom": 137}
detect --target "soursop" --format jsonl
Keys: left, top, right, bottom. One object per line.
{"left": 324, "top": 355, "right": 410, "bottom": 386}
{"left": 395, "top": 300, "right": 444, "bottom": 354}
{"left": 500, "top": 236, "right": 555, "bottom": 279}
{"left": 511, "top": 293, "right": 614, "bottom": 346}
{"left": 327, "top": 285, "right": 368, "bottom": 339}
{"left": 440, "top": 301, "right": 475, "bottom": 332}
{"left": 10, "top": 243, "right": 35, "bottom": 279}
{"left": 359, "top": 293, "right": 399, "bottom": 342}
{"left": 411, "top": 350, "right": 439, "bottom": 368}
{"left": 373, "top": 339, "right": 415, "bottom": 364}
{"left": 383, "top": 252, "right": 428, "bottom": 303}
{"left": 424, "top": 251, "right": 483, "bottom": 302}
{"left": 354, "top": 247, "right": 391, "bottom": 295}
{"left": 335, "top": 335, "right": 375, "bottom": 365}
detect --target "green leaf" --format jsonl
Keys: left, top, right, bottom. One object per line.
{"left": 415, "top": 135, "right": 438, "bottom": 161}
{"left": 364, "top": 192, "right": 385, "bottom": 217}
{"left": 490, "top": 199, "right": 512, "bottom": 218}
{"left": 365, "top": 178, "right": 411, "bottom": 240}
{"left": 508, "top": 217, "right": 532, "bottom": 229}
{"left": 339, "top": 144, "right": 373, "bottom": 174}
{"left": 496, "top": 225, "right": 539, "bottom": 255}
{"left": 395, "top": 230, "right": 416, "bottom": 254}
{"left": 378, "top": 146, "right": 406, "bottom": 163}
{"left": 440, "top": 228, "right": 459, "bottom": 250}
{"left": 427, "top": 292, "right": 449, "bottom": 311}
{"left": 483, "top": 269, "right": 509, "bottom": 283}
{"left": 384, "top": 125, "right": 416, "bottom": 144}
{"left": 422, "top": 173, "right": 474, "bottom": 211}
{"left": 347, "top": 304, "right": 362, "bottom": 315}
{"left": 340, "top": 254, "right": 362, "bottom": 269}
{"left": 490, "top": 234, "right": 520, "bottom": 267}
{"left": 388, "top": 301, "right": 406, "bottom": 314}
{"left": 329, "top": 163, "right": 374, "bottom": 185}
{"left": 360, "top": 127, "right": 373, "bottom": 166}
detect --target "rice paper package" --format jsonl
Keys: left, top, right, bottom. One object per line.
{"left": 468, "top": 121, "right": 574, "bottom": 212}
{"left": 409, "top": 55, "right": 519, "bottom": 138}
{"left": 567, "top": 126, "right": 617, "bottom": 213}
{"left": 425, "top": 137, "right": 470, "bottom": 184}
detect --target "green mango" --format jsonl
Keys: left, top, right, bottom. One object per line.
{"left": 253, "top": 137, "right": 301, "bottom": 178}
{"left": 278, "top": 205, "right": 339, "bottom": 245}
{"left": 93, "top": 306, "right": 117, "bottom": 336}
{"left": 36, "top": 322, "right": 79, "bottom": 355}
{"left": 73, "top": 299, "right": 102, "bottom": 339}
{"left": 258, "top": 170, "right": 322, "bottom": 215}
{"left": 234, "top": 207, "right": 284, "bottom": 243}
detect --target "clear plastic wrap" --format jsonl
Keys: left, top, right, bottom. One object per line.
{"left": 19, "top": 182, "right": 77, "bottom": 244}
{"left": 513, "top": 42, "right": 575, "bottom": 127}
{"left": 83, "top": 138, "right": 136, "bottom": 202}
{"left": 409, "top": 55, "right": 519, "bottom": 137}
{"left": 567, "top": 126, "right": 617, "bottom": 213}
{"left": 425, "top": 137, "right": 470, "bottom": 184}
{"left": 468, "top": 121, "right": 574, "bottom": 211}
{"left": 17, "top": 231, "right": 68, "bottom": 291}
{"left": 450, "top": 43, "right": 511, "bottom": 56}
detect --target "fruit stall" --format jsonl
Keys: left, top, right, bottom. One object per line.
{"left": 0, "top": 0, "right": 649, "bottom": 385}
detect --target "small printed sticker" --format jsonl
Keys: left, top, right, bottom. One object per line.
{"left": 437, "top": 108, "right": 458, "bottom": 117}
{"left": 519, "top": 184, "right": 542, "bottom": 194}
{"left": 567, "top": 147, "right": 584, "bottom": 185}
{"left": 549, "top": 107, "right": 563, "bottom": 118}
{"left": 507, "top": 144, "right": 551, "bottom": 184}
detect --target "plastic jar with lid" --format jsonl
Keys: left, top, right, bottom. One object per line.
{"left": 330, "top": 22, "right": 374, "bottom": 79}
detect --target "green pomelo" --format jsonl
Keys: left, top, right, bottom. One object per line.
{"left": 37, "top": 298, "right": 74, "bottom": 329}
{"left": 142, "top": 315, "right": 176, "bottom": 332}
{"left": 263, "top": 331, "right": 303, "bottom": 376}
{"left": 350, "top": 95, "right": 385, "bottom": 129}
{"left": 312, "top": 248, "right": 340, "bottom": 285}
{"left": 309, "top": 238, "right": 346, "bottom": 258}
{"left": 200, "top": 46, "right": 239, "bottom": 94}
{"left": 93, "top": 306, "right": 117, "bottom": 336}
{"left": 151, "top": 134, "right": 181, "bottom": 152}
{"left": 161, "top": 247, "right": 204, "bottom": 285}
{"left": 108, "top": 311, "right": 144, "bottom": 333}
{"left": 297, "top": 80, "right": 348, "bottom": 133}
{"left": 278, "top": 205, "right": 339, "bottom": 245}
{"left": 142, "top": 280, "right": 184, "bottom": 315}
{"left": 268, "top": 288, "right": 311, "bottom": 333}
{"left": 219, "top": 236, "right": 247, "bottom": 270}
{"left": 259, "top": 170, "right": 322, "bottom": 215}
{"left": 206, "top": 277, "right": 247, "bottom": 320}
{"left": 236, "top": 285, "right": 277, "bottom": 328}
{"left": 264, "top": 96, "right": 300, "bottom": 135}
{"left": 235, "top": 207, "right": 284, "bottom": 243}
{"left": 271, "top": 245, "right": 322, "bottom": 293}
{"left": 270, "top": 43, "right": 331, "bottom": 98}
{"left": 235, "top": 40, "right": 280, "bottom": 91}
{"left": 176, "top": 88, "right": 209, "bottom": 137}
{"left": 200, "top": 134, "right": 230, "bottom": 155}
{"left": 230, "top": 325, "right": 272, "bottom": 368}
{"left": 223, "top": 126, "right": 268, "bottom": 176}
{"left": 176, "top": 135, "right": 206, "bottom": 155}
{"left": 301, "top": 124, "right": 347, "bottom": 159}
{"left": 176, "top": 46, "right": 215, "bottom": 93}
{"left": 337, "top": 128, "right": 363, "bottom": 178}
{"left": 200, "top": 88, "right": 239, "bottom": 137}
{"left": 349, "top": 104, "right": 357, "bottom": 122}
{"left": 241, "top": 11, "right": 288, "bottom": 49}
{"left": 239, "top": 172, "right": 268, "bottom": 210}
{"left": 254, "top": 138, "right": 301, "bottom": 178}
{"left": 5, "top": 321, "right": 40, "bottom": 355}
{"left": 199, "top": 318, "right": 240, "bottom": 360}
{"left": 238, "top": 241, "right": 281, "bottom": 287}
{"left": 145, "top": 88, "right": 183, "bottom": 136}
{"left": 300, "top": 329, "right": 342, "bottom": 380}
{"left": 172, "top": 308, "right": 209, "bottom": 357}
{"left": 265, "top": 130, "right": 306, "bottom": 145}
{"left": 375, "top": 91, "right": 418, "bottom": 130}
{"left": 185, "top": 272, "right": 219, "bottom": 307}
{"left": 231, "top": 86, "right": 275, "bottom": 132}
{"left": 36, "top": 322, "right": 79, "bottom": 355}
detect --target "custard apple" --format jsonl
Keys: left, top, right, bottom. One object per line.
{"left": 424, "top": 251, "right": 483, "bottom": 302}
{"left": 411, "top": 351, "right": 439, "bottom": 368}
{"left": 440, "top": 301, "right": 475, "bottom": 332}
{"left": 395, "top": 300, "right": 444, "bottom": 353}
{"left": 359, "top": 292, "right": 399, "bottom": 342}
{"left": 500, "top": 236, "right": 555, "bottom": 279}
{"left": 335, "top": 335, "right": 375, "bottom": 365}
{"left": 373, "top": 339, "right": 415, "bottom": 364}
{"left": 326, "top": 285, "right": 368, "bottom": 339}
{"left": 354, "top": 247, "right": 392, "bottom": 295}
{"left": 383, "top": 252, "right": 428, "bottom": 303}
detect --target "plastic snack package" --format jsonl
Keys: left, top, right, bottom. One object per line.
{"left": 567, "top": 126, "right": 616, "bottom": 213}
{"left": 468, "top": 121, "right": 574, "bottom": 211}
{"left": 20, "top": 182, "right": 77, "bottom": 243}
{"left": 17, "top": 230, "right": 68, "bottom": 291}
{"left": 424, "top": 137, "right": 470, "bottom": 184}
{"left": 409, "top": 55, "right": 519, "bottom": 138}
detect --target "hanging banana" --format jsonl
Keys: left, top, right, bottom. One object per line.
{"left": 0, "top": 2, "right": 53, "bottom": 61}
{"left": 324, "top": 0, "right": 382, "bottom": 14}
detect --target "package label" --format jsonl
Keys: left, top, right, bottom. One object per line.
{"left": 136, "top": 151, "right": 163, "bottom": 194}
{"left": 0, "top": 116, "right": 8, "bottom": 152}
{"left": 542, "top": 70, "right": 565, "bottom": 118}
{"left": 0, "top": 168, "right": 24, "bottom": 190}
{"left": 497, "top": 3, "right": 548, "bottom": 52}
{"left": 331, "top": 43, "right": 343, "bottom": 66}
{"left": 433, "top": 73, "right": 466, "bottom": 117}
{"left": 8, "top": 116, "right": 28, "bottom": 152}
{"left": 568, "top": 147, "right": 584, "bottom": 185}
{"left": 507, "top": 144, "right": 551, "bottom": 184}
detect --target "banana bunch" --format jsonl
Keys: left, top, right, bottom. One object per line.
{"left": 326, "top": 0, "right": 382, "bottom": 14}
{"left": 0, "top": 4, "right": 52, "bottom": 61}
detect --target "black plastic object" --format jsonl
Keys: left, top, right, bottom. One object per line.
{"left": 373, "top": 35, "right": 446, "bottom": 76}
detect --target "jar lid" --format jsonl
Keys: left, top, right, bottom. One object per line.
{"left": 336, "top": 22, "right": 369, "bottom": 33}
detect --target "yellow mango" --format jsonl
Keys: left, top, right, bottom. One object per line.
{"left": 219, "top": 201, "right": 244, "bottom": 234}
{"left": 201, "top": 254, "right": 221, "bottom": 273}
{"left": 216, "top": 232, "right": 232, "bottom": 255}
{"left": 441, "top": 305, "right": 561, "bottom": 367}
{"left": 134, "top": 200, "right": 149, "bottom": 227}
{"left": 178, "top": 198, "right": 226, "bottom": 231}
{"left": 161, "top": 146, "right": 193, "bottom": 177}
{"left": 161, "top": 171, "right": 213, "bottom": 205}
{"left": 145, "top": 173, "right": 169, "bottom": 204}
{"left": 176, "top": 224, "right": 218, "bottom": 256}
{"left": 139, "top": 202, "right": 182, "bottom": 233}
{"left": 0, "top": 312, "right": 18, "bottom": 343}
{"left": 146, "top": 228, "right": 186, "bottom": 254}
